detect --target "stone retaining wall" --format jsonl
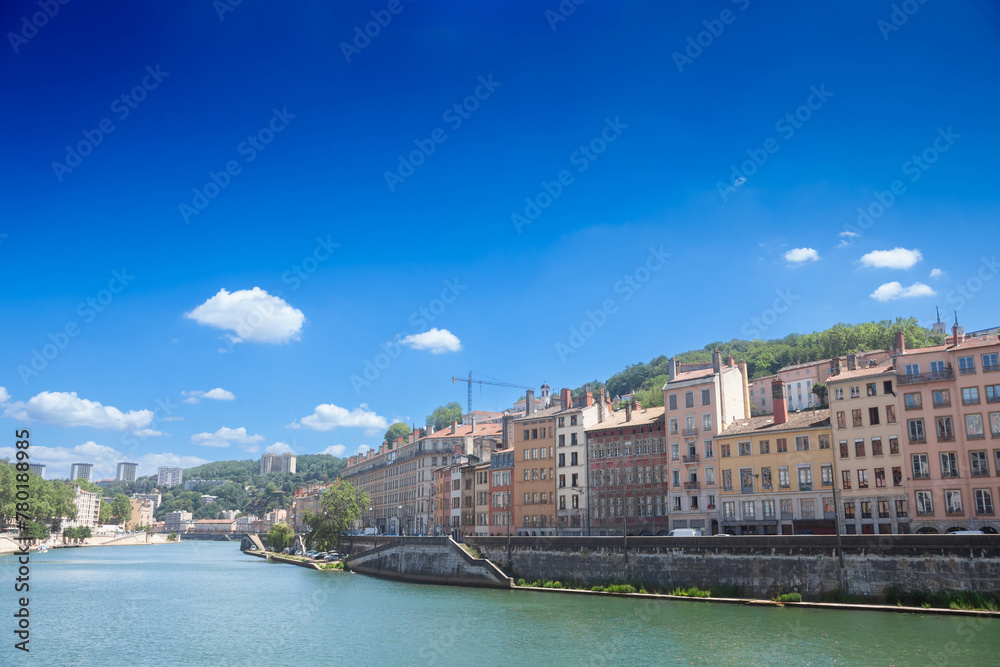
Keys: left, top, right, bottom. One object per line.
{"left": 346, "top": 536, "right": 512, "bottom": 588}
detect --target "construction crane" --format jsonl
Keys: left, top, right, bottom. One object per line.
{"left": 452, "top": 372, "right": 534, "bottom": 415}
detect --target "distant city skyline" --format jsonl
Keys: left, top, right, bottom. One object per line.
{"left": 2, "top": 2, "right": 998, "bottom": 476}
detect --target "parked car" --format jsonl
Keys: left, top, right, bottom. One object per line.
{"left": 294, "top": 549, "right": 303, "bottom": 555}
{"left": 667, "top": 528, "right": 703, "bottom": 537}
{"left": 282, "top": 548, "right": 291, "bottom": 554}
{"left": 325, "top": 552, "right": 339, "bottom": 561}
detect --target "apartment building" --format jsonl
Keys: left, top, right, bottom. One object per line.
{"left": 512, "top": 389, "right": 560, "bottom": 536}
{"left": 163, "top": 511, "right": 193, "bottom": 534}
{"left": 473, "top": 462, "right": 491, "bottom": 536}
{"left": 343, "top": 420, "right": 502, "bottom": 536}
{"left": 70, "top": 463, "right": 93, "bottom": 482}
{"left": 894, "top": 326, "right": 1000, "bottom": 534}
{"left": 260, "top": 452, "right": 297, "bottom": 475}
{"left": 715, "top": 389, "right": 833, "bottom": 535}
{"left": 554, "top": 386, "right": 607, "bottom": 536}
{"left": 157, "top": 467, "right": 183, "bottom": 488}
{"left": 586, "top": 404, "right": 667, "bottom": 536}
{"left": 27, "top": 463, "right": 45, "bottom": 479}
{"left": 827, "top": 353, "right": 909, "bottom": 534}
{"left": 66, "top": 485, "right": 101, "bottom": 530}
{"left": 488, "top": 449, "right": 513, "bottom": 536}
{"left": 116, "top": 462, "right": 138, "bottom": 483}
{"left": 661, "top": 351, "right": 752, "bottom": 533}
{"left": 125, "top": 497, "right": 153, "bottom": 530}
{"left": 290, "top": 481, "right": 331, "bottom": 532}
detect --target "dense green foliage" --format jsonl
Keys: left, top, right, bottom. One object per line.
{"left": 63, "top": 525, "right": 93, "bottom": 540}
{"left": 0, "top": 462, "right": 80, "bottom": 532}
{"left": 603, "top": 318, "right": 943, "bottom": 397}
{"left": 426, "top": 402, "right": 463, "bottom": 432}
{"left": 111, "top": 494, "right": 132, "bottom": 524}
{"left": 885, "top": 586, "right": 1000, "bottom": 611}
{"left": 266, "top": 522, "right": 295, "bottom": 551}
{"left": 303, "top": 479, "right": 370, "bottom": 550}
{"left": 383, "top": 422, "right": 412, "bottom": 445}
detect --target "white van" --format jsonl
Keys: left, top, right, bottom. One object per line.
{"left": 666, "top": 528, "right": 702, "bottom": 537}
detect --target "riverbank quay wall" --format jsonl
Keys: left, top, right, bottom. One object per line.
{"left": 346, "top": 536, "right": 513, "bottom": 588}
{"left": 0, "top": 533, "right": 169, "bottom": 554}
{"left": 465, "top": 535, "right": 1000, "bottom": 600}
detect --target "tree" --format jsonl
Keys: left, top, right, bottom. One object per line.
{"left": 426, "top": 402, "right": 463, "bottom": 432}
{"left": 383, "top": 422, "right": 412, "bottom": 446}
{"left": 111, "top": 494, "right": 132, "bottom": 525}
{"left": 167, "top": 532, "right": 178, "bottom": 542}
{"left": 99, "top": 501, "right": 113, "bottom": 524}
{"left": 812, "top": 382, "right": 828, "bottom": 406}
{"left": 267, "top": 522, "right": 295, "bottom": 551}
{"left": 0, "top": 463, "right": 16, "bottom": 531}
{"left": 306, "top": 479, "right": 370, "bottom": 551}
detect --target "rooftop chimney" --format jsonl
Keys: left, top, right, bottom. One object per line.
{"left": 668, "top": 358, "right": 677, "bottom": 382}
{"left": 635, "top": 400, "right": 642, "bottom": 411}
{"left": 738, "top": 360, "right": 750, "bottom": 419}
{"left": 712, "top": 349, "right": 722, "bottom": 374}
{"left": 451, "top": 420, "right": 458, "bottom": 435}
{"left": 894, "top": 330, "right": 905, "bottom": 356}
{"left": 771, "top": 380, "right": 788, "bottom": 425}
{"left": 727, "top": 355, "right": 735, "bottom": 368}
{"left": 598, "top": 387, "right": 607, "bottom": 423}
{"left": 952, "top": 318, "right": 962, "bottom": 346}
{"left": 471, "top": 416, "right": 476, "bottom": 434}
{"left": 585, "top": 384, "right": 594, "bottom": 406}
{"left": 831, "top": 357, "right": 841, "bottom": 376}
{"left": 525, "top": 389, "right": 535, "bottom": 415}
{"left": 561, "top": 388, "right": 572, "bottom": 411}
{"left": 846, "top": 353, "right": 857, "bottom": 371}
{"left": 625, "top": 402, "right": 632, "bottom": 422}
{"left": 395, "top": 436, "right": 404, "bottom": 449}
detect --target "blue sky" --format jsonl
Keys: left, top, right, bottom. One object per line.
{"left": 2, "top": 1, "right": 998, "bottom": 480}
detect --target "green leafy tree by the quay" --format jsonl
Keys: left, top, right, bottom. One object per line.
{"left": 812, "top": 382, "right": 828, "bottom": 406}
{"left": 0, "top": 463, "right": 17, "bottom": 531}
{"left": 304, "top": 479, "right": 370, "bottom": 551}
{"left": 167, "top": 532, "right": 178, "bottom": 542}
{"left": 99, "top": 501, "right": 113, "bottom": 524}
{"left": 111, "top": 494, "right": 132, "bottom": 525}
{"left": 267, "top": 522, "right": 295, "bottom": 551}
{"left": 426, "top": 402, "right": 463, "bottom": 432}
{"left": 383, "top": 422, "right": 412, "bottom": 446}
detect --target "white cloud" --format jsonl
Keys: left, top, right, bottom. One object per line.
{"left": 185, "top": 287, "right": 305, "bottom": 345}
{"left": 860, "top": 247, "right": 922, "bottom": 270}
{"left": 930, "top": 268, "right": 945, "bottom": 279}
{"left": 190, "top": 426, "right": 265, "bottom": 448}
{"left": 398, "top": 328, "right": 462, "bottom": 354}
{"left": 266, "top": 441, "right": 294, "bottom": 454}
{"left": 356, "top": 444, "right": 371, "bottom": 454}
{"left": 182, "top": 387, "right": 236, "bottom": 404}
{"left": 870, "top": 281, "right": 937, "bottom": 302}
{"left": 783, "top": 248, "right": 820, "bottom": 264}
{"left": 4, "top": 391, "right": 155, "bottom": 433}
{"left": 320, "top": 444, "right": 346, "bottom": 457}
{"left": 288, "top": 403, "right": 389, "bottom": 431}
{"left": 837, "top": 231, "right": 860, "bottom": 248}
{"left": 0, "top": 441, "right": 208, "bottom": 480}
{"left": 0, "top": 387, "right": 9, "bottom": 403}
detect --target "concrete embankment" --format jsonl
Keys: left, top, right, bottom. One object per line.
{"left": 345, "top": 536, "right": 512, "bottom": 588}
{"left": 466, "top": 534, "right": 1000, "bottom": 600}
{"left": 0, "top": 533, "right": 171, "bottom": 555}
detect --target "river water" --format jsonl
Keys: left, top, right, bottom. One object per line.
{"left": 2, "top": 541, "right": 996, "bottom": 665}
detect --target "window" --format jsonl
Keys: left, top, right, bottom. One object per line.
{"left": 571, "top": 452, "right": 578, "bottom": 466}
{"left": 522, "top": 430, "right": 530, "bottom": 442}
{"left": 975, "top": 489, "right": 994, "bottom": 515}
{"left": 821, "top": 464, "right": 833, "bottom": 486}
{"left": 834, "top": 387, "right": 844, "bottom": 401}
{"left": 904, "top": 392, "right": 921, "bottom": 410}
{"left": 559, "top": 453, "right": 565, "bottom": 467}
{"left": 963, "top": 387, "right": 981, "bottom": 405}
{"left": 855, "top": 439, "right": 866, "bottom": 457}
{"left": 668, "top": 394, "right": 677, "bottom": 410}
{"left": 823, "top": 497, "right": 835, "bottom": 515}
{"left": 742, "top": 501, "right": 755, "bottom": 519}
{"left": 738, "top": 441, "right": 752, "bottom": 456}
{"left": 868, "top": 407, "right": 880, "bottom": 426}
{"left": 571, "top": 472, "right": 578, "bottom": 487}
{"left": 763, "top": 499, "right": 775, "bottom": 517}
{"left": 933, "top": 389, "right": 950, "bottom": 407}
{"left": 723, "top": 501, "right": 735, "bottom": 520}
{"left": 875, "top": 468, "right": 886, "bottom": 488}
{"left": 992, "top": 413, "right": 1000, "bottom": 438}
{"left": 889, "top": 436, "right": 899, "bottom": 455}
{"left": 701, "top": 389, "right": 711, "bottom": 406}
{"left": 892, "top": 466, "right": 902, "bottom": 486}
{"left": 558, "top": 417, "right": 565, "bottom": 428}
{"left": 532, "top": 429, "right": 538, "bottom": 439}
{"left": 844, "top": 502, "right": 855, "bottom": 519}
{"left": 895, "top": 499, "right": 908, "bottom": 517}
{"left": 839, "top": 440, "right": 849, "bottom": 459}
{"left": 866, "top": 383, "right": 877, "bottom": 396}
{"left": 532, "top": 448, "right": 538, "bottom": 459}
{"left": 778, "top": 467, "right": 789, "bottom": 489}
{"left": 776, "top": 438, "right": 787, "bottom": 453}
{"left": 740, "top": 468, "right": 754, "bottom": 492}
{"left": 852, "top": 410, "right": 863, "bottom": 427}
{"left": 958, "top": 356, "right": 975, "bottom": 374}
{"left": 570, "top": 415, "right": 577, "bottom": 426}
{"left": 850, "top": 385, "right": 860, "bottom": 398}
{"left": 904, "top": 362, "right": 920, "bottom": 376}
{"left": 984, "top": 352, "right": 1000, "bottom": 372}
{"left": 759, "top": 439, "right": 770, "bottom": 454}
{"left": 704, "top": 440, "right": 714, "bottom": 458}
{"left": 987, "top": 385, "right": 1000, "bottom": 404}
{"left": 795, "top": 436, "right": 810, "bottom": 451}
{"left": 911, "top": 454, "right": 929, "bottom": 479}
{"left": 970, "top": 451, "right": 989, "bottom": 476}
{"left": 860, "top": 501, "right": 871, "bottom": 519}
{"left": 558, "top": 434, "right": 565, "bottom": 447}
{"left": 940, "top": 452, "right": 958, "bottom": 478}
{"left": 720, "top": 443, "right": 730, "bottom": 458}
{"left": 818, "top": 434, "right": 830, "bottom": 450}
{"left": 966, "top": 414, "right": 985, "bottom": 439}
{"left": 870, "top": 437, "right": 882, "bottom": 456}
{"left": 841, "top": 469, "right": 851, "bottom": 489}
{"left": 673, "top": 496, "right": 682, "bottom": 511}
{"left": 908, "top": 419, "right": 925, "bottom": 443}
{"left": 559, "top": 474, "right": 566, "bottom": 488}
{"left": 836, "top": 411, "right": 847, "bottom": 429}
{"left": 706, "top": 467, "right": 715, "bottom": 485}
{"left": 886, "top": 404, "right": 896, "bottom": 424}
{"left": 722, "top": 470, "right": 732, "bottom": 491}
{"left": 532, "top": 469, "right": 538, "bottom": 480}
{"left": 878, "top": 500, "right": 890, "bottom": 519}
{"left": 936, "top": 416, "right": 955, "bottom": 441}
{"left": 671, "top": 443, "right": 680, "bottom": 460}
{"left": 780, "top": 499, "right": 793, "bottom": 517}
{"left": 523, "top": 469, "right": 530, "bottom": 481}
{"left": 857, "top": 469, "right": 868, "bottom": 489}
{"left": 685, "top": 391, "right": 694, "bottom": 408}
{"left": 669, "top": 418, "right": 678, "bottom": 434}
{"left": 915, "top": 491, "right": 933, "bottom": 515}
{"left": 761, "top": 467, "right": 772, "bottom": 489}
{"left": 703, "top": 414, "right": 712, "bottom": 431}
{"left": 945, "top": 490, "right": 963, "bottom": 514}
{"left": 572, "top": 493, "right": 579, "bottom": 509}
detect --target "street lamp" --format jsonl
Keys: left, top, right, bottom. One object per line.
{"left": 569, "top": 487, "right": 589, "bottom": 536}
{"left": 398, "top": 505, "right": 403, "bottom": 536}
{"left": 368, "top": 506, "right": 377, "bottom": 550}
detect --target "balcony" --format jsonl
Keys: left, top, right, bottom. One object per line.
{"left": 985, "top": 364, "right": 1000, "bottom": 373}
{"left": 798, "top": 483, "right": 813, "bottom": 492}
{"left": 933, "top": 400, "right": 951, "bottom": 408}
{"left": 941, "top": 471, "right": 960, "bottom": 479}
{"left": 683, "top": 481, "right": 700, "bottom": 490}
{"left": 821, "top": 480, "right": 833, "bottom": 486}
{"left": 898, "top": 369, "right": 954, "bottom": 385}
{"left": 682, "top": 428, "right": 698, "bottom": 437}
{"left": 780, "top": 512, "right": 793, "bottom": 520}
{"left": 912, "top": 471, "right": 930, "bottom": 479}
{"left": 740, "top": 485, "right": 754, "bottom": 494}
{"left": 897, "top": 511, "right": 908, "bottom": 518}
{"left": 971, "top": 469, "right": 990, "bottom": 478}
{"left": 937, "top": 434, "right": 955, "bottom": 442}
{"left": 988, "top": 395, "right": 1000, "bottom": 404}
{"left": 682, "top": 454, "right": 699, "bottom": 463}
{"left": 959, "top": 366, "right": 976, "bottom": 375}
{"left": 909, "top": 437, "right": 926, "bottom": 445}
{"left": 967, "top": 433, "right": 986, "bottom": 440}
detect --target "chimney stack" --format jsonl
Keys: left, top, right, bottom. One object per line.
{"left": 598, "top": 387, "right": 606, "bottom": 423}
{"left": 847, "top": 354, "right": 857, "bottom": 371}
{"left": 952, "top": 321, "right": 962, "bottom": 347}
{"left": 894, "top": 330, "right": 906, "bottom": 356}
{"left": 738, "top": 360, "right": 750, "bottom": 419}
{"left": 668, "top": 357, "right": 677, "bottom": 381}
{"left": 525, "top": 389, "right": 535, "bottom": 415}
{"left": 451, "top": 420, "right": 458, "bottom": 435}
{"left": 712, "top": 349, "right": 722, "bottom": 374}
{"left": 585, "top": 384, "right": 594, "bottom": 406}
{"left": 471, "top": 416, "right": 476, "bottom": 433}
{"left": 635, "top": 400, "right": 642, "bottom": 411}
{"left": 625, "top": 402, "right": 632, "bottom": 422}
{"left": 831, "top": 357, "right": 841, "bottom": 376}
{"left": 561, "top": 388, "right": 572, "bottom": 411}
{"left": 395, "top": 436, "right": 404, "bottom": 449}
{"left": 771, "top": 380, "right": 788, "bottom": 425}
{"left": 727, "top": 355, "right": 735, "bottom": 368}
